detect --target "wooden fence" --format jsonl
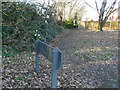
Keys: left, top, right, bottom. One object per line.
{"left": 78, "top": 21, "right": 120, "bottom": 30}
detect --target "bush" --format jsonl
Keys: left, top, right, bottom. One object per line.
{"left": 62, "top": 19, "right": 74, "bottom": 29}
{"left": 2, "top": 2, "right": 63, "bottom": 58}
{"left": 62, "top": 18, "right": 78, "bottom": 29}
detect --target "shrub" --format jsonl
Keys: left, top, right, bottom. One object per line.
{"left": 2, "top": 2, "right": 63, "bottom": 58}
{"left": 62, "top": 18, "right": 74, "bottom": 29}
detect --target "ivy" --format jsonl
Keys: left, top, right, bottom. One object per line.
{"left": 2, "top": 2, "right": 63, "bottom": 58}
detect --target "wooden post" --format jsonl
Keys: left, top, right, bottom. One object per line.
{"left": 51, "top": 48, "right": 59, "bottom": 88}
{"left": 92, "top": 21, "right": 94, "bottom": 30}
{"left": 35, "top": 40, "right": 63, "bottom": 88}
{"left": 59, "top": 52, "right": 64, "bottom": 72}
{"left": 84, "top": 21, "right": 86, "bottom": 29}
{"left": 36, "top": 40, "right": 40, "bottom": 73}
{"left": 110, "top": 21, "right": 112, "bottom": 30}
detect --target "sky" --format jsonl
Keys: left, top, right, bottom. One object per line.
{"left": 82, "top": 0, "right": 99, "bottom": 21}
{"left": 19, "top": 0, "right": 119, "bottom": 21}
{"left": 82, "top": 0, "right": 119, "bottom": 21}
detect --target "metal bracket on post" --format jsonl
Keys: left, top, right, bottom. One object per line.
{"left": 36, "top": 40, "right": 40, "bottom": 73}
{"left": 51, "top": 48, "right": 59, "bottom": 88}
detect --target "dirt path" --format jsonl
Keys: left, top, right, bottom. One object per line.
{"left": 2, "top": 29, "right": 119, "bottom": 88}
{"left": 52, "top": 29, "right": 118, "bottom": 88}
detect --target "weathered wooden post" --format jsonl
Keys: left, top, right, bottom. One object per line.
{"left": 36, "top": 40, "right": 40, "bottom": 73}
{"left": 35, "top": 40, "right": 64, "bottom": 88}
{"left": 51, "top": 48, "right": 59, "bottom": 88}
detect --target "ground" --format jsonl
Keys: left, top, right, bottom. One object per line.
{"left": 2, "top": 29, "right": 118, "bottom": 88}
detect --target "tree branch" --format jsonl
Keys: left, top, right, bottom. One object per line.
{"left": 84, "top": 0, "right": 96, "bottom": 11}
{"left": 95, "top": 0, "right": 100, "bottom": 14}
{"left": 106, "top": 0, "right": 117, "bottom": 17}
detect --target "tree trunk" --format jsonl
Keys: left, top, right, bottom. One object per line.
{"left": 98, "top": 22, "right": 104, "bottom": 31}
{"left": 99, "top": 25, "right": 103, "bottom": 31}
{"left": 99, "top": 18, "right": 104, "bottom": 31}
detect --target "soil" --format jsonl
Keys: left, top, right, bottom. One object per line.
{"left": 2, "top": 29, "right": 119, "bottom": 88}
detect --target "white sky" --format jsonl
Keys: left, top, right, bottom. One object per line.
{"left": 20, "top": 0, "right": 119, "bottom": 21}
{"left": 82, "top": 0, "right": 99, "bottom": 21}
{"left": 82, "top": 0, "right": 119, "bottom": 21}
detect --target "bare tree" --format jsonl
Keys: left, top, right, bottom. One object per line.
{"left": 52, "top": 0, "right": 72, "bottom": 21}
{"left": 68, "top": 1, "right": 77, "bottom": 18}
{"left": 84, "top": 0, "right": 117, "bottom": 31}
{"left": 52, "top": 0, "right": 85, "bottom": 21}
